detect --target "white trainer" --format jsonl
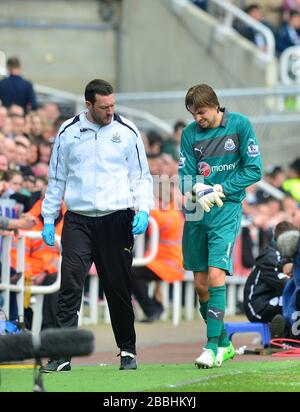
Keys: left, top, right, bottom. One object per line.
{"left": 195, "top": 348, "right": 216, "bottom": 369}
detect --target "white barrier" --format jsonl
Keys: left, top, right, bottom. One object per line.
{"left": 163, "top": 272, "right": 247, "bottom": 326}
{"left": 173, "top": 271, "right": 247, "bottom": 326}
{"left": 0, "top": 222, "right": 247, "bottom": 333}
{"left": 0, "top": 231, "right": 61, "bottom": 335}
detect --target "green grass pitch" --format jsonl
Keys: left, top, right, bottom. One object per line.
{"left": 1, "top": 360, "right": 300, "bottom": 392}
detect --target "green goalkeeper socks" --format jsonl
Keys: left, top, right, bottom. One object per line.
{"left": 206, "top": 285, "right": 227, "bottom": 355}
{"left": 199, "top": 286, "right": 230, "bottom": 352}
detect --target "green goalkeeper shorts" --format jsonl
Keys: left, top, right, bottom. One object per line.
{"left": 182, "top": 201, "right": 242, "bottom": 274}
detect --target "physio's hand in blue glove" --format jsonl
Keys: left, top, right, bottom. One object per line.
{"left": 132, "top": 211, "right": 149, "bottom": 235}
{"left": 42, "top": 223, "right": 55, "bottom": 246}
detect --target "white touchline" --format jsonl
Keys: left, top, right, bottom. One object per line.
{"left": 167, "top": 371, "right": 243, "bottom": 388}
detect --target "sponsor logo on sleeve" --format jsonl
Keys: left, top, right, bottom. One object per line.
{"left": 178, "top": 152, "right": 186, "bottom": 169}
{"left": 247, "top": 143, "right": 260, "bottom": 157}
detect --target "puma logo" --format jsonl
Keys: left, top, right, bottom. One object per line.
{"left": 194, "top": 147, "right": 204, "bottom": 154}
{"left": 208, "top": 309, "right": 221, "bottom": 318}
{"left": 124, "top": 246, "right": 132, "bottom": 254}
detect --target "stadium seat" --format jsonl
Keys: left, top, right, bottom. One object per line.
{"left": 225, "top": 321, "right": 271, "bottom": 347}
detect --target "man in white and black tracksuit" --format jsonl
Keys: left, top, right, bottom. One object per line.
{"left": 40, "top": 79, "right": 153, "bottom": 372}
{"left": 243, "top": 221, "right": 296, "bottom": 325}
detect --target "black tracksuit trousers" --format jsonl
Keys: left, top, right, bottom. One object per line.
{"left": 57, "top": 209, "right": 136, "bottom": 354}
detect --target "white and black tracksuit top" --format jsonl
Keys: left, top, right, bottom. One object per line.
{"left": 42, "top": 111, "right": 153, "bottom": 224}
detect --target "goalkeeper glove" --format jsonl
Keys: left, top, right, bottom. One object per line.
{"left": 192, "top": 183, "right": 225, "bottom": 212}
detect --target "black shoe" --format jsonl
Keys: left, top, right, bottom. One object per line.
{"left": 270, "top": 314, "right": 286, "bottom": 339}
{"left": 119, "top": 351, "right": 137, "bottom": 370}
{"left": 39, "top": 358, "right": 71, "bottom": 373}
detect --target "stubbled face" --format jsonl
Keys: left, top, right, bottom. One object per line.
{"left": 86, "top": 93, "right": 115, "bottom": 125}
{"left": 187, "top": 105, "right": 220, "bottom": 129}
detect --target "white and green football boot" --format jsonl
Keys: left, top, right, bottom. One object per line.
{"left": 215, "top": 341, "right": 235, "bottom": 367}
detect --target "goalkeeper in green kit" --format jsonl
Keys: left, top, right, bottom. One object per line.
{"left": 178, "top": 84, "right": 262, "bottom": 368}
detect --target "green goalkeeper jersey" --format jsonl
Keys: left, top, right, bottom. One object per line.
{"left": 178, "top": 108, "right": 263, "bottom": 203}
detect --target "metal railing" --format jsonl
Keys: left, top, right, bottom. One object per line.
{"left": 35, "top": 84, "right": 173, "bottom": 136}
{"left": 208, "top": 0, "right": 276, "bottom": 60}
{"left": 0, "top": 232, "right": 61, "bottom": 331}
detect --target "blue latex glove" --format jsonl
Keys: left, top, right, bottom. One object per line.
{"left": 132, "top": 211, "right": 149, "bottom": 235}
{"left": 42, "top": 223, "right": 55, "bottom": 246}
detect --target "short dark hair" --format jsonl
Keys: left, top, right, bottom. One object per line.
{"left": 174, "top": 120, "right": 186, "bottom": 132}
{"left": 274, "top": 221, "right": 298, "bottom": 241}
{"left": 244, "top": 4, "right": 260, "bottom": 14}
{"left": 7, "top": 57, "right": 21, "bottom": 69}
{"left": 84, "top": 79, "right": 114, "bottom": 104}
{"left": 289, "top": 158, "right": 300, "bottom": 177}
{"left": 185, "top": 84, "right": 220, "bottom": 112}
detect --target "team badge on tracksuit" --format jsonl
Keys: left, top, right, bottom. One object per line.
{"left": 111, "top": 133, "right": 122, "bottom": 143}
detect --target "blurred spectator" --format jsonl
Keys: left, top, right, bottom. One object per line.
{"left": 41, "top": 120, "right": 56, "bottom": 144}
{"left": 0, "top": 153, "right": 8, "bottom": 178}
{"left": 1, "top": 170, "right": 33, "bottom": 212}
{"left": 282, "top": 193, "right": 298, "bottom": 216}
{"left": 259, "top": 0, "right": 284, "bottom": 29}
{"left": 15, "top": 141, "right": 33, "bottom": 177}
{"left": 265, "top": 165, "right": 286, "bottom": 188}
{"left": 244, "top": 220, "right": 296, "bottom": 324}
{"left": 161, "top": 120, "right": 186, "bottom": 162}
{"left": 14, "top": 134, "right": 31, "bottom": 149}
{"left": 39, "top": 102, "right": 60, "bottom": 124}
{"left": 147, "top": 153, "right": 163, "bottom": 176}
{"left": 283, "top": 0, "right": 300, "bottom": 16}
{"left": 282, "top": 157, "right": 300, "bottom": 201}
{"left": 1, "top": 115, "right": 12, "bottom": 137}
{"left": 31, "top": 162, "right": 49, "bottom": 179}
{"left": 0, "top": 57, "right": 37, "bottom": 113}
{"left": 160, "top": 152, "right": 184, "bottom": 210}
{"left": 10, "top": 115, "right": 26, "bottom": 137}
{"left": 292, "top": 207, "right": 300, "bottom": 227}
{"left": 8, "top": 104, "right": 24, "bottom": 118}
{"left": 233, "top": 4, "right": 275, "bottom": 52}
{"left": 147, "top": 129, "right": 163, "bottom": 155}
{"left": 4, "top": 170, "right": 24, "bottom": 195}
{"left": 3, "top": 138, "right": 17, "bottom": 169}
{"left": 0, "top": 213, "right": 36, "bottom": 231}
{"left": 25, "top": 112, "right": 44, "bottom": 143}
{"left": 22, "top": 175, "right": 36, "bottom": 196}
{"left": 0, "top": 106, "right": 8, "bottom": 132}
{"left": 37, "top": 141, "right": 52, "bottom": 165}
{"left": 160, "top": 152, "right": 179, "bottom": 178}
{"left": 27, "top": 142, "right": 39, "bottom": 167}
{"left": 276, "top": 10, "right": 300, "bottom": 55}
{"left": 34, "top": 176, "right": 47, "bottom": 193}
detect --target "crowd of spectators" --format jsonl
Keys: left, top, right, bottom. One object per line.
{"left": 191, "top": 1, "right": 300, "bottom": 56}
{"left": 0, "top": 59, "right": 66, "bottom": 217}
